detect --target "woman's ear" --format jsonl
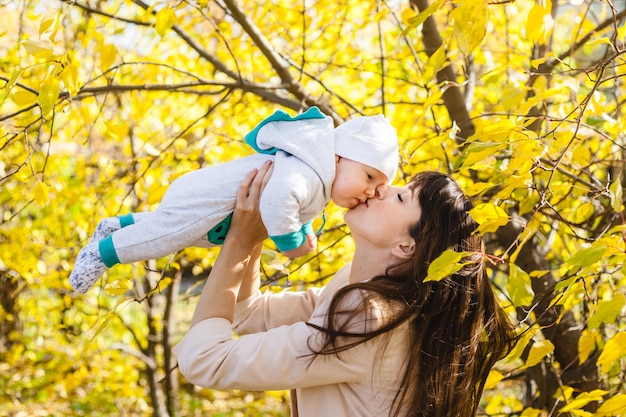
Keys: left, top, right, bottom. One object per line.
{"left": 391, "top": 239, "right": 415, "bottom": 260}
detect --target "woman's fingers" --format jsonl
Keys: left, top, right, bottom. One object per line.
{"left": 229, "top": 161, "right": 272, "bottom": 244}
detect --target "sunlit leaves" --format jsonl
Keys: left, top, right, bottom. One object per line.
{"left": 559, "top": 389, "right": 608, "bottom": 414}
{"left": 424, "top": 249, "right": 470, "bottom": 282}
{"left": 451, "top": 0, "right": 487, "bottom": 55}
{"left": 596, "top": 393, "right": 626, "bottom": 417}
{"left": 402, "top": 0, "right": 445, "bottom": 35}
{"left": 597, "top": 332, "right": 626, "bottom": 374}
{"left": 21, "top": 39, "right": 54, "bottom": 59}
{"left": 38, "top": 66, "right": 61, "bottom": 116}
{"left": 507, "top": 263, "right": 534, "bottom": 306}
{"left": 155, "top": 7, "right": 177, "bottom": 37}
{"left": 468, "top": 203, "right": 509, "bottom": 234}
{"left": 526, "top": 1, "right": 554, "bottom": 45}
{"left": 525, "top": 339, "right": 554, "bottom": 369}
{"left": 587, "top": 293, "right": 626, "bottom": 330}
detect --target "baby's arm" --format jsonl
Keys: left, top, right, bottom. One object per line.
{"left": 280, "top": 229, "right": 317, "bottom": 259}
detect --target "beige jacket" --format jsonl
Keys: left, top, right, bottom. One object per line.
{"left": 174, "top": 265, "right": 409, "bottom": 417}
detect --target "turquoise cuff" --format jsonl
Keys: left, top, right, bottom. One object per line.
{"left": 99, "top": 235, "right": 121, "bottom": 267}
{"left": 244, "top": 106, "right": 327, "bottom": 154}
{"left": 119, "top": 213, "right": 134, "bottom": 228}
{"left": 270, "top": 222, "right": 314, "bottom": 252}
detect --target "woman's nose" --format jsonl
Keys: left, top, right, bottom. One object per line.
{"left": 374, "top": 184, "right": 388, "bottom": 199}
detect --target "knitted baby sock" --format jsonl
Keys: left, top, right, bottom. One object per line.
{"left": 91, "top": 217, "right": 122, "bottom": 243}
{"left": 69, "top": 242, "right": 108, "bottom": 294}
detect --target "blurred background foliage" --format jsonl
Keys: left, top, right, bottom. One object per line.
{"left": 1, "top": 0, "right": 626, "bottom": 415}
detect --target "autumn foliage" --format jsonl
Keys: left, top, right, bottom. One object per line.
{"left": 1, "top": 0, "right": 626, "bottom": 416}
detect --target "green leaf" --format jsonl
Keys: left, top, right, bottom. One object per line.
{"left": 610, "top": 175, "right": 623, "bottom": 213}
{"left": 424, "top": 249, "right": 470, "bottom": 282}
{"left": 588, "top": 293, "right": 626, "bottom": 330}
{"left": 508, "top": 263, "right": 534, "bottom": 306}
{"left": 565, "top": 245, "right": 607, "bottom": 268}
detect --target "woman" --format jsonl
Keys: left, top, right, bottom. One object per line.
{"left": 174, "top": 161, "right": 517, "bottom": 417}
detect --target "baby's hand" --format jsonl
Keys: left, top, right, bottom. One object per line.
{"left": 282, "top": 234, "right": 316, "bottom": 258}
{"left": 305, "top": 233, "right": 317, "bottom": 252}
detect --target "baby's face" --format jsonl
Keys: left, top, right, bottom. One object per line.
{"left": 331, "top": 158, "right": 388, "bottom": 209}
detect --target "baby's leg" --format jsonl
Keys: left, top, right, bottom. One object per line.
{"left": 70, "top": 214, "right": 134, "bottom": 293}
{"left": 69, "top": 242, "right": 108, "bottom": 294}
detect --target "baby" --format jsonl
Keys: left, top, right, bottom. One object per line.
{"left": 69, "top": 106, "right": 399, "bottom": 293}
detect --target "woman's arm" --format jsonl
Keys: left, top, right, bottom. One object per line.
{"left": 189, "top": 160, "right": 272, "bottom": 327}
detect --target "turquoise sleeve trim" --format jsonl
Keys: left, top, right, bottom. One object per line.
{"left": 118, "top": 213, "right": 135, "bottom": 228}
{"left": 270, "top": 222, "right": 315, "bottom": 252}
{"left": 302, "top": 221, "right": 314, "bottom": 237}
{"left": 270, "top": 230, "right": 306, "bottom": 252}
{"left": 244, "top": 106, "right": 327, "bottom": 154}
{"left": 99, "top": 235, "right": 121, "bottom": 267}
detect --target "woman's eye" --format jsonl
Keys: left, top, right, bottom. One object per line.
{"left": 397, "top": 193, "right": 403, "bottom": 202}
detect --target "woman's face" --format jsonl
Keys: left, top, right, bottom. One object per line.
{"left": 344, "top": 182, "right": 421, "bottom": 248}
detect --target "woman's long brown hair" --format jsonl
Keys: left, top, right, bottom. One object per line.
{"left": 307, "top": 171, "right": 516, "bottom": 417}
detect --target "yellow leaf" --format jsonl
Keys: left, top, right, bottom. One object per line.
{"left": 155, "top": 7, "right": 177, "bottom": 37}
{"left": 525, "top": 339, "right": 554, "bottom": 368}
{"left": 11, "top": 89, "right": 38, "bottom": 106}
{"left": 21, "top": 39, "right": 54, "bottom": 58}
{"left": 402, "top": 0, "right": 445, "bottom": 36}
{"left": 424, "top": 249, "right": 469, "bottom": 282}
{"left": 464, "top": 181, "right": 493, "bottom": 197}
{"left": 578, "top": 330, "right": 598, "bottom": 364}
{"left": 575, "top": 202, "right": 595, "bottom": 223}
{"left": 520, "top": 408, "right": 544, "bottom": 417}
{"left": 38, "top": 68, "right": 61, "bottom": 116}
{"left": 596, "top": 393, "right": 626, "bottom": 417}
{"left": 597, "top": 331, "right": 626, "bottom": 373}
{"left": 61, "top": 52, "right": 81, "bottom": 97}
{"left": 468, "top": 203, "right": 509, "bottom": 234}
{"left": 484, "top": 369, "right": 503, "bottom": 390}
{"left": 39, "top": 10, "right": 60, "bottom": 36}
{"left": 559, "top": 390, "right": 607, "bottom": 413}
{"left": 34, "top": 181, "right": 49, "bottom": 205}
{"left": 423, "top": 44, "right": 447, "bottom": 82}
{"left": 451, "top": 0, "right": 487, "bottom": 55}
{"left": 99, "top": 43, "right": 118, "bottom": 71}
{"left": 526, "top": 2, "right": 554, "bottom": 45}
{"left": 104, "top": 279, "right": 134, "bottom": 296}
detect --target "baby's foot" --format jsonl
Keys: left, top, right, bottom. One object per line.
{"left": 91, "top": 217, "right": 121, "bottom": 243}
{"left": 69, "top": 242, "right": 108, "bottom": 294}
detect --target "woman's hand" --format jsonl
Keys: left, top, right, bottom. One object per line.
{"left": 226, "top": 160, "right": 273, "bottom": 248}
